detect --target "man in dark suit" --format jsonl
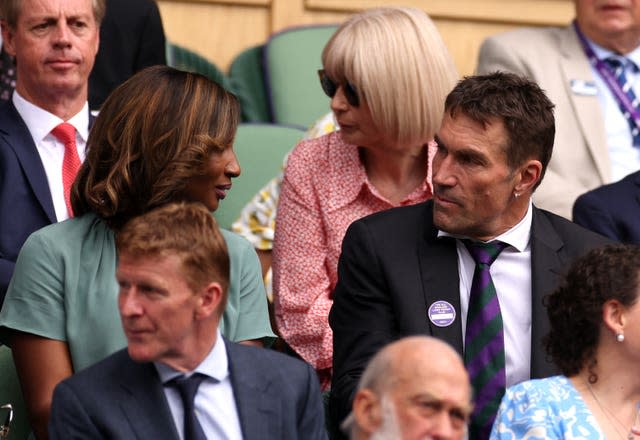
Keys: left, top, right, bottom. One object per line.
{"left": 89, "top": 0, "right": 166, "bottom": 110}
{"left": 48, "top": 202, "right": 326, "bottom": 440}
{"left": 573, "top": 170, "right": 640, "bottom": 244}
{"left": 0, "top": 0, "right": 103, "bottom": 302}
{"left": 329, "top": 72, "right": 612, "bottom": 439}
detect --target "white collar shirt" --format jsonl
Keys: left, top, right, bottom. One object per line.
{"left": 155, "top": 330, "right": 243, "bottom": 440}
{"left": 439, "top": 201, "right": 533, "bottom": 387}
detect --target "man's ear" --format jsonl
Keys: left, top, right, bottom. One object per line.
{"left": 352, "top": 389, "right": 383, "bottom": 434}
{"left": 2, "top": 20, "right": 17, "bottom": 58}
{"left": 514, "top": 159, "right": 542, "bottom": 195}
{"left": 195, "top": 282, "right": 223, "bottom": 320}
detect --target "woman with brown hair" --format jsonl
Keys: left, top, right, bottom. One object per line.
{"left": 0, "top": 65, "right": 274, "bottom": 439}
{"left": 491, "top": 244, "right": 640, "bottom": 439}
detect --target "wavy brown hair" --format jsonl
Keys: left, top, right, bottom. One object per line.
{"left": 71, "top": 65, "right": 240, "bottom": 230}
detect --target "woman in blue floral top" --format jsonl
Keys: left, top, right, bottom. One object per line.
{"left": 491, "top": 244, "right": 640, "bottom": 440}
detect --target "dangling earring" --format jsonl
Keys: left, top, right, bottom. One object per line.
{"left": 616, "top": 332, "right": 625, "bottom": 342}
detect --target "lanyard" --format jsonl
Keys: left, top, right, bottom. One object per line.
{"left": 573, "top": 20, "right": 640, "bottom": 129}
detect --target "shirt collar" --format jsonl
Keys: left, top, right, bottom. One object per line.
{"left": 12, "top": 90, "right": 90, "bottom": 143}
{"left": 586, "top": 36, "right": 640, "bottom": 69}
{"left": 325, "top": 132, "right": 432, "bottom": 209}
{"left": 155, "top": 328, "right": 229, "bottom": 384}
{"left": 438, "top": 200, "right": 533, "bottom": 252}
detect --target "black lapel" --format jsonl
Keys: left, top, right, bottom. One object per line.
{"left": 529, "top": 207, "right": 564, "bottom": 377}
{"left": 417, "top": 202, "right": 464, "bottom": 356}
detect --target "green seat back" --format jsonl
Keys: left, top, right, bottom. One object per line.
{"left": 229, "top": 45, "right": 271, "bottom": 123}
{"left": 0, "top": 346, "right": 29, "bottom": 440}
{"left": 214, "top": 123, "right": 304, "bottom": 229}
{"left": 264, "top": 25, "right": 338, "bottom": 129}
{"left": 166, "top": 41, "right": 230, "bottom": 89}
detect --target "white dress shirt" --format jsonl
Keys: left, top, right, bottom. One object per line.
{"left": 439, "top": 202, "right": 533, "bottom": 387}
{"left": 588, "top": 38, "right": 640, "bottom": 182}
{"left": 156, "top": 330, "right": 243, "bottom": 440}
{"left": 12, "top": 91, "right": 89, "bottom": 221}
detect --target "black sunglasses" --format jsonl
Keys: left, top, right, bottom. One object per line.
{"left": 318, "top": 69, "right": 360, "bottom": 107}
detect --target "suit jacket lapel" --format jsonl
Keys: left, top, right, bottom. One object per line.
{"left": 225, "top": 339, "right": 275, "bottom": 440}
{"left": 559, "top": 25, "right": 610, "bottom": 183}
{"left": 529, "top": 207, "right": 564, "bottom": 378}
{"left": 634, "top": 172, "right": 640, "bottom": 207}
{"left": 118, "top": 358, "right": 180, "bottom": 440}
{"left": 0, "top": 102, "right": 56, "bottom": 222}
{"left": 418, "top": 203, "right": 464, "bottom": 356}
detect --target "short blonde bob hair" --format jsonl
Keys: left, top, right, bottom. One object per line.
{"left": 322, "top": 6, "right": 458, "bottom": 146}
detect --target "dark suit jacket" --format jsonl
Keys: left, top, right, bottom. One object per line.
{"left": 49, "top": 339, "right": 328, "bottom": 439}
{"left": 89, "top": 0, "right": 166, "bottom": 109}
{"left": 328, "top": 200, "right": 612, "bottom": 432}
{"left": 0, "top": 102, "right": 94, "bottom": 305}
{"left": 573, "top": 170, "right": 640, "bottom": 244}
{"left": 0, "top": 101, "right": 56, "bottom": 303}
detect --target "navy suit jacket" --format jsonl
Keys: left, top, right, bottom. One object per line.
{"left": 0, "top": 101, "right": 56, "bottom": 303}
{"left": 49, "top": 339, "right": 328, "bottom": 440}
{"left": 573, "top": 170, "right": 640, "bottom": 244}
{"left": 0, "top": 101, "right": 93, "bottom": 305}
{"left": 328, "top": 200, "right": 612, "bottom": 432}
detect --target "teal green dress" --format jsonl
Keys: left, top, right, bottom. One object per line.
{"left": 0, "top": 213, "right": 275, "bottom": 372}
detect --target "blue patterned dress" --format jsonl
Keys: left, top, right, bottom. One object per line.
{"left": 490, "top": 375, "right": 605, "bottom": 439}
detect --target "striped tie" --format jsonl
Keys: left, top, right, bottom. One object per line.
{"left": 605, "top": 57, "right": 640, "bottom": 147}
{"left": 463, "top": 239, "right": 507, "bottom": 440}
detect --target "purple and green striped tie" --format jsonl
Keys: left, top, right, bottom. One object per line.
{"left": 463, "top": 239, "right": 508, "bottom": 440}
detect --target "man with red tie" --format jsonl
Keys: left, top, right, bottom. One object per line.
{"left": 0, "top": 0, "right": 103, "bottom": 304}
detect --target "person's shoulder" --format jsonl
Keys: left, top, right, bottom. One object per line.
{"left": 25, "top": 213, "right": 105, "bottom": 245}
{"left": 534, "top": 206, "right": 614, "bottom": 246}
{"left": 576, "top": 170, "right": 640, "bottom": 205}
{"left": 220, "top": 228, "right": 255, "bottom": 258}
{"left": 287, "top": 131, "right": 339, "bottom": 164}
{"left": 483, "top": 25, "right": 567, "bottom": 46}
{"left": 505, "top": 375, "right": 569, "bottom": 403}
{"left": 61, "top": 348, "right": 133, "bottom": 390}
{"left": 0, "top": 101, "right": 23, "bottom": 139}
{"left": 227, "top": 341, "right": 313, "bottom": 378}
{"left": 355, "top": 199, "right": 433, "bottom": 230}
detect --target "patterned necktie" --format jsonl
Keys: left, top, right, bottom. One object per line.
{"left": 463, "top": 239, "right": 508, "bottom": 440}
{"left": 167, "top": 374, "right": 208, "bottom": 440}
{"left": 51, "top": 122, "right": 81, "bottom": 217}
{"left": 605, "top": 56, "right": 640, "bottom": 147}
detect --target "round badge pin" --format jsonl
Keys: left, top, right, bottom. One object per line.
{"left": 428, "top": 300, "right": 456, "bottom": 327}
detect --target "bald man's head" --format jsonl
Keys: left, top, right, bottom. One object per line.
{"left": 346, "top": 336, "right": 472, "bottom": 440}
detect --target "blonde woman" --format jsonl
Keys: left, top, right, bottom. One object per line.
{"left": 272, "top": 6, "right": 458, "bottom": 390}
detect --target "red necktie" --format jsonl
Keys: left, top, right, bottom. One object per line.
{"left": 51, "top": 122, "right": 81, "bottom": 217}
